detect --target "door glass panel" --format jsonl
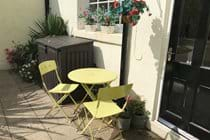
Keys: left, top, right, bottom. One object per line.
{"left": 202, "top": 32, "right": 210, "bottom": 67}
{"left": 174, "top": 0, "right": 202, "bottom": 64}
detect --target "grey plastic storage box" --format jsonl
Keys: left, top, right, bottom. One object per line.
{"left": 36, "top": 36, "right": 95, "bottom": 103}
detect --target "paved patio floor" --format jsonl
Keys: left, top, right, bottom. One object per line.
{"left": 0, "top": 70, "right": 162, "bottom": 140}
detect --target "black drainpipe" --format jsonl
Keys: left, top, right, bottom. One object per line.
{"left": 120, "top": 23, "right": 129, "bottom": 85}
{"left": 117, "top": 23, "right": 129, "bottom": 107}
{"left": 45, "top": 0, "right": 50, "bottom": 18}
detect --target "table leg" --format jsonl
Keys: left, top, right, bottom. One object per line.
{"left": 81, "top": 84, "right": 96, "bottom": 100}
{"left": 73, "top": 84, "right": 96, "bottom": 114}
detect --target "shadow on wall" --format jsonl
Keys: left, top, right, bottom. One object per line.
{"left": 149, "top": 18, "right": 163, "bottom": 70}
{"left": 50, "top": 0, "right": 61, "bottom": 16}
{"left": 93, "top": 46, "right": 105, "bottom": 68}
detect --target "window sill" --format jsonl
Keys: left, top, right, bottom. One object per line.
{"left": 73, "top": 30, "right": 122, "bottom": 45}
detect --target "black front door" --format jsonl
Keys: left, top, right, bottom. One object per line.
{"left": 159, "top": 0, "right": 210, "bottom": 139}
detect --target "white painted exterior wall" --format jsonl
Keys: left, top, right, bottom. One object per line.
{"left": 0, "top": 0, "right": 45, "bottom": 70}
{"left": 50, "top": 0, "right": 187, "bottom": 139}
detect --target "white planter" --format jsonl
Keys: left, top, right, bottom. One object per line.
{"left": 115, "top": 24, "right": 123, "bottom": 33}
{"left": 85, "top": 25, "right": 97, "bottom": 32}
{"left": 100, "top": 26, "right": 115, "bottom": 34}
{"left": 78, "top": 18, "right": 85, "bottom": 30}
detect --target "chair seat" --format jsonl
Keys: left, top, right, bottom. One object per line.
{"left": 49, "top": 83, "right": 79, "bottom": 94}
{"left": 83, "top": 100, "right": 123, "bottom": 118}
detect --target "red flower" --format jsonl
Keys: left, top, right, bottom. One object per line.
{"left": 126, "top": 96, "right": 132, "bottom": 102}
{"left": 131, "top": 22, "right": 137, "bottom": 26}
{"left": 113, "top": 0, "right": 119, "bottom": 8}
{"left": 129, "top": 9, "right": 139, "bottom": 16}
{"left": 83, "top": 11, "right": 88, "bottom": 16}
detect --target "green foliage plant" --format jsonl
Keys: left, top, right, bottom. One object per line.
{"left": 126, "top": 99, "right": 150, "bottom": 117}
{"left": 29, "top": 14, "right": 67, "bottom": 39}
{"left": 5, "top": 14, "right": 67, "bottom": 84}
{"left": 113, "top": 0, "right": 151, "bottom": 26}
{"left": 97, "top": 6, "right": 118, "bottom": 26}
{"left": 79, "top": 8, "right": 97, "bottom": 25}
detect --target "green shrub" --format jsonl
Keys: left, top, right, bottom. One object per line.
{"left": 5, "top": 14, "right": 67, "bottom": 84}
{"left": 126, "top": 99, "right": 150, "bottom": 117}
{"left": 29, "top": 14, "right": 67, "bottom": 39}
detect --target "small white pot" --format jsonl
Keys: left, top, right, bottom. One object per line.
{"left": 78, "top": 18, "right": 85, "bottom": 30}
{"left": 100, "top": 26, "right": 115, "bottom": 34}
{"left": 115, "top": 24, "right": 123, "bottom": 33}
{"left": 85, "top": 25, "right": 97, "bottom": 32}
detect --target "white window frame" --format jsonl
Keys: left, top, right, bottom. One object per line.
{"left": 89, "top": 0, "right": 122, "bottom": 24}
{"left": 89, "top": 0, "right": 115, "bottom": 11}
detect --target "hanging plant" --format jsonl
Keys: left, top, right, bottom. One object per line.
{"left": 113, "top": 0, "right": 151, "bottom": 26}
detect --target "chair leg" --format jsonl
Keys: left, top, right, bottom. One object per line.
{"left": 68, "top": 94, "right": 77, "bottom": 105}
{"left": 48, "top": 94, "right": 71, "bottom": 121}
{"left": 44, "top": 106, "right": 56, "bottom": 118}
{"left": 73, "top": 94, "right": 88, "bottom": 114}
{"left": 80, "top": 117, "right": 94, "bottom": 134}
{"left": 79, "top": 108, "right": 95, "bottom": 135}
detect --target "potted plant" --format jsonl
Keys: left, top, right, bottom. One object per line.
{"left": 127, "top": 99, "right": 150, "bottom": 129}
{"left": 98, "top": 7, "right": 118, "bottom": 34}
{"left": 78, "top": 12, "right": 85, "bottom": 30}
{"left": 116, "top": 111, "right": 131, "bottom": 130}
{"left": 80, "top": 8, "right": 97, "bottom": 32}
{"left": 113, "top": 0, "right": 151, "bottom": 26}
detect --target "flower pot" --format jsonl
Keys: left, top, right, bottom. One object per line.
{"left": 131, "top": 115, "right": 147, "bottom": 129}
{"left": 117, "top": 117, "right": 131, "bottom": 130}
{"left": 100, "top": 26, "right": 115, "bottom": 34}
{"left": 85, "top": 25, "right": 97, "bottom": 32}
{"left": 78, "top": 18, "right": 85, "bottom": 30}
{"left": 115, "top": 24, "right": 123, "bottom": 33}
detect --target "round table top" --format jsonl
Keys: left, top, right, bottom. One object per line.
{"left": 68, "top": 68, "right": 117, "bottom": 84}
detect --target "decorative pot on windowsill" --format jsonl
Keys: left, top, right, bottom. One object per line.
{"left": 115, "top": 24, "right": 123, "bottom": 33}
{"left": 100, "top": 25, "right": 115, "bottom": 34}
{"left": 78, "top": 18, "right": 85, "bottom": 30}
{"left": 85, "top": 24, "right": 97, "bottom": 32}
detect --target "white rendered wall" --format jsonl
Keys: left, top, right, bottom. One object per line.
{"left": 0, "top": 0, "right": 45, "bottom": 70}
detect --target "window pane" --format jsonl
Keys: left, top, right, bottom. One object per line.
{"left": 89, "top": 4, "right": 97, "bottom": 11}
{"left": 89, "top": 0, "right": 97, "bottom": 3}
{"left": 174, "top": 0, "right": 202, "bottom": 64}
{"left": 202, "top": 32, "right": 210, "bottom": 67}
{"left": 99, "top": 0, "right": 107, "bottom": 2}
{"left": 109, "top": 2, "right": 114, "bottom": 9}
{"left": 99, "top": 3, "right": 108, "bottom": 9}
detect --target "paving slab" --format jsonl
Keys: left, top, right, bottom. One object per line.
{"left": 0, "top": 70, "right": 163, "bottom": 140}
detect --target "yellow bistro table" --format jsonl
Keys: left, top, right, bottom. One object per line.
{"left": 68, "top": 68, "right": 117, "bottom": 112}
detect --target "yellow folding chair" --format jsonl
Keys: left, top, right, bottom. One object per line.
{"left": 38, "top": 60, "right": 79, "bottom": 121}
{"left": 78, "top": 84, "right": 133, "bottom": 137}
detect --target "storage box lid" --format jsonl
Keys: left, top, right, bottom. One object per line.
{"left": 36, "top": 36, "right": 93, "bottom": 49}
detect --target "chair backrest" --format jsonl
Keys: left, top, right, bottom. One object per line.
{"left": 39, "top": 60, "right": 57, "bottom": 76}
{"left": 97, "top": 84, "right": 133, "bottom": 101}
{"left": 38, "top": 60, "right": 62, "bottom": 91}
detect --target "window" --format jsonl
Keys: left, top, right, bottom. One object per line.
{"left": 89, "top": 0, "right": 121, "bottom": 24}
{"left": 89, "top": 0, "right": 114, "bottom": 11}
